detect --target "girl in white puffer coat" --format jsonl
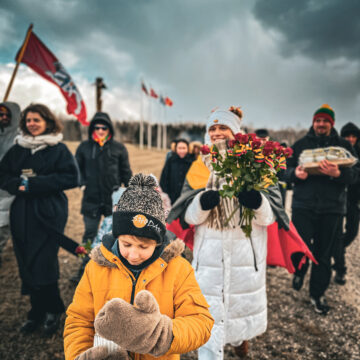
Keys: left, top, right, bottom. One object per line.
{"left": 184, "top": 108, "right": 275, "bottom": 359}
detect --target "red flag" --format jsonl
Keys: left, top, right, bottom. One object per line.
{"left": 16, "top": 31, "right": 88, "bottom": 125}
{"left": 165, "top": 96, "right": 173, "bottom": 107}
{"left": 267, "top": 221, "right": 317, "bottom": 273}
{"left": 150, "top": 88, "right": 158, "bottom": 98}
{"left": 141, "top": 81, "right": 148, "bottom": 95}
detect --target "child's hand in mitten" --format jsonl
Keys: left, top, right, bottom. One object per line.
{"left": 75, "top": 345, "right": 129, "bottom": 360}
{"left": 94, "top": 291, "right": 173, "bottom": 357}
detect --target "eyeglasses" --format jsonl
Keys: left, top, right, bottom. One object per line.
{"left": 94, "top": 125, "right": 108, "bottom": 130}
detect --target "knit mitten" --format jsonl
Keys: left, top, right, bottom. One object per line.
{"left": 94, "top": 291, "right": 173, "bottom": 357}
{"left": 75, "top": 346, "right": 129, "bottom": 360}
{"left": 200, "top": 190, "right": 220, "bottom": 210}
{"left": 237, "top": 190, "right": 262, "bottom": 209}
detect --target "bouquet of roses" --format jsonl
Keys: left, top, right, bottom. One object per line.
{"left": 200, "top": 133, "right": 293, "bottom": 237}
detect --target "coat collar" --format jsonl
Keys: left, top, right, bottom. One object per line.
{"left": 90, "top": 237, "right": 185, "bottom": 269}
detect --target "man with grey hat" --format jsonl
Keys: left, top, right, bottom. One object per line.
{"left": 0, "top": 101, "right": 21, "bottom": 267}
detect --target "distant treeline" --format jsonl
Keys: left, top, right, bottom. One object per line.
{"left": 61, "top": 119, "right": 307, "bottom": 147}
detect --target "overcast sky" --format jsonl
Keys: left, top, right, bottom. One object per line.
{"left": 0, "top": 0, "right": 359, "bottom": 130}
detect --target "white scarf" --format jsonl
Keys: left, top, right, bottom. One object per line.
{"left": 15, "top": 133, "right": 63, "bottom": 154}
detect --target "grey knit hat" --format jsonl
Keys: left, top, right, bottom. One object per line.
{"left": 112, "top": 174, "right": 166, "bottom": 243}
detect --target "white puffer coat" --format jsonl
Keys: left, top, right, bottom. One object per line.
{"left": 185, "top": 191, "right": 274, "bottom": 355}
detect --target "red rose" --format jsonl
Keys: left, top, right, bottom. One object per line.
{"left": 234, "top": 133, "right": 243, "bottom": 142}
{"left": 263, "top": 147, "right": 273, "bottom": 156}
{"left": 75, "top": 246, "right": 87, "bottom": 255}
{"left": 228, "top": 139, "right": 237, "bottom": 148}
{"left": 240, "top": 134, "right": 249, "bottom": 144}
{"left": 284, "top": 147, "right": 293, "bottom": 158}
{"left": 252, "top": 139, "right": 262, "bottom": 149}
{"left": 200, "top": 145, "right": 210, "bottom": 155}
{"left": 247, "top": 133, "right": 257, "bottom": 140}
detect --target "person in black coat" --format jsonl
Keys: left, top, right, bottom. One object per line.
{"left": 284, "top": 104, "right": 358, "bottom": 315}
{"left": 0, "top": 103, "right": 79, "bottom": 335}
{"left": 332, "top": 122, "right": 360, "bottom": 284}
{"left": 160, "top": 139, "right": 194, "bottom": 205}
{"left": 75, "top": 112, "right": 132, "bottom": 243}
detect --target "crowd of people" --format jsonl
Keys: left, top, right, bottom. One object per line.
{"left": 0, "top": 100, "right": 359, "bottom": 360}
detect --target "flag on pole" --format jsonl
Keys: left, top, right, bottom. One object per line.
{"left": 159, "top": 95, "right": 166, "bottom": 106}
{"left": 141, "top": 81, "right": 148, "bottom": 95}
{"left": 16, "top": 31, "right": 88, "bottom": 125}
{"left": 165, "top": 96, "right": 173, "bottom": 107}
{"left": 150, "top": 88, "right": 158, "bottom": 98}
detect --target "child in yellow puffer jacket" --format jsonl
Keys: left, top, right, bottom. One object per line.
{"left": 64, "top": 174, "right": 214, "bottom": 360}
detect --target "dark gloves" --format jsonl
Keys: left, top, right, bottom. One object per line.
{"left": 200, "top": 190, "right": 220, "bottom": 210}
{"left": 237, "top": 189, "right": 262, "bottom": 210}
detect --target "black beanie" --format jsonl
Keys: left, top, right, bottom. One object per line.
{"left": 112, "top": 174, "right": 166, "bottom": 244}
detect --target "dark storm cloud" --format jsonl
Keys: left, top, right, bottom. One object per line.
{"left": 0, "top": 0, "right": 243, "bottom": 79}
{"left": 253, "top": 0, "right": 360, "bottom": 61}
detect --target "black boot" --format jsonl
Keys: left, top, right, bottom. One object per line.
{"left": 43, "top": 313, "right": 61, "bottom": 335}
{"left": 20, "top": 319, "right": 41, "bottom": 334}
{"left": 334, "top": 271, "right": 346, "bottom": 285}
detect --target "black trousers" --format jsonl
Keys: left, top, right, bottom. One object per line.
{"left": 333, "top": 200, "right": 360, "bottom": 275}
{"left": 291, "top": 209, "right": 342, "bottom": 299}
{"left": 82, "top": 214, "right": 102, "bottom": 243}
{"left": 28, "top": 282, "right": 65, "bottom": 321}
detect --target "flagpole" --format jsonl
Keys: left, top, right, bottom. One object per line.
{"left": 157, "top": 96, "right": 162, "bottom": 150}
{"left": 139, "top": 82, "right": 144, "bottom": 149}
{"left": 3, "top": 24, "right": 33, "bottom": 102}
{"left": 163, "top": 106, "right": 167, "bottom": 150}
{"left": 148, "top": 95, "right": 152, "bottom": 150}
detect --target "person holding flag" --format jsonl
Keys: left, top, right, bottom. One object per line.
{"left": 0, "top": 103, "right": 79, "bottom": 335}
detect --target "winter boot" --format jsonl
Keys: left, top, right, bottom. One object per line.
{"left": 234, "top": 340, "right": 249, "bottom": 358}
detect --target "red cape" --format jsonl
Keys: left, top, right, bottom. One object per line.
{"left": 167, "top": 219, "right": 317, "bottom": 274}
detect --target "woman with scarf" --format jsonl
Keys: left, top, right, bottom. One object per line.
{"left": 183, "top": 108, "right": 275, "bottom": 359}
{"left": 0, "top": 103, "right": 79, "bottom": 335}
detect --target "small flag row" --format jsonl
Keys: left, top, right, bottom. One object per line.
{"left": 141, "top": 81, "right": 173, "bottom": 107}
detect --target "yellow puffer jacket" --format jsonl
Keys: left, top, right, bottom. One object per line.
{"left": 64, "top": 237, "right": 214, "bottom": 360}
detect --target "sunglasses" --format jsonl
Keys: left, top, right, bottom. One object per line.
{"left": 94, "top": 125, "right": 108, "bottom": 130}
{"left": 0, "top": 112, "right": 9, "bottom": 117}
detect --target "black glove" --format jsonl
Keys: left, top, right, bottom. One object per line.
{"left": 237, "top": 189, "right": 262, "bottom": 209}
{"left": 200, "top": 190, "right": 220, "bottom": 210}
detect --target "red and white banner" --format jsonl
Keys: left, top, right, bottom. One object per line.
{"left": 16, "top": 31, "right": 88, "bottom": 125}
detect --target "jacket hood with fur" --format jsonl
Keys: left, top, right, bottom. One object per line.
{"left": 90, "top": 234, "right": 185, "bottom": 268}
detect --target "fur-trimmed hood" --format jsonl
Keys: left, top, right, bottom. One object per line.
{"left": 90, "top": 236, "right": 185, "bottom": 269}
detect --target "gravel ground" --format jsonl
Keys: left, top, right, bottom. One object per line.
{"left": 0, "top": 143, "right": 359, "bottom": 359}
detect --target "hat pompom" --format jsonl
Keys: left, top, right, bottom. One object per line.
{"left": 129, "top": 173, "right": 158, "bottom": 189}
{"left": 228, "top": 106, "right": 243, "bottom": 119}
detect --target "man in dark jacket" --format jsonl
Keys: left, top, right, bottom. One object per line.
{"left": 76, "top": 112, "right": 132, "bottom": 244}
{"left": 285, "top": 104, "right": 358, "bottom": 315}
{"left": 332, "top": 122, "right": 360, "bottom": 285}
{"left": 0, "top": 102, "right": 20, "bottom": 267}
